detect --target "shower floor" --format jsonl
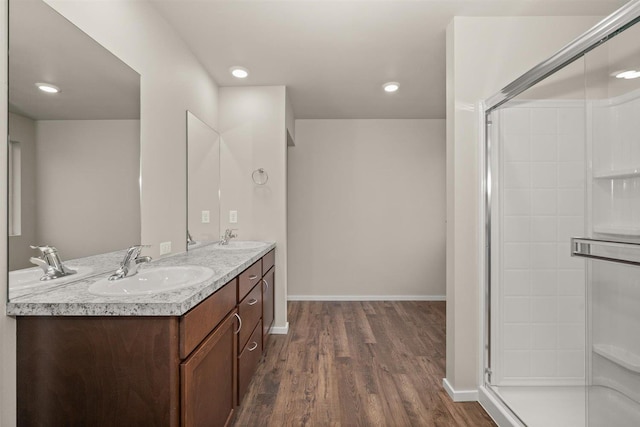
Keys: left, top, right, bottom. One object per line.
{"left": 493, "top": 386, "right": 585, "bottom": 427}
{"left": 492, "top": 385, "right": 640, "bottom": 427}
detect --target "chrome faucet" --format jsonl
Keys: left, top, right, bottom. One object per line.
{"left": 219, "top": 229, "right": 238, "bottom": 245}
{"left": 108, "top": 245, "right": 152, "bottom": 281}
{"left": 29, "top": 245, "right": 77, "bottom": 281}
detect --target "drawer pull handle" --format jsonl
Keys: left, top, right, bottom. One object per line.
{"left": 248, "top": 298, "right": 258, "bottom": 306}
{"left": 249, "top": 275, "right": 258, "bottom": 280}
{"left": 234, "top": 313, "right": 242, "bottom": 334}
{"left": 248, "top": 342, "right": 258, "bottom": 352}
{"left": 262, "top": 278, "right": 269, "bottom": 292}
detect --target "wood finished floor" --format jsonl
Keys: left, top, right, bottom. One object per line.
{"left": 233, "top": 301, "right": 495, "bottom": 426}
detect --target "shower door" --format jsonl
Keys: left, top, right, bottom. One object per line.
{"left": 485, "top": 57, "right": 589, "bottom": 427}
{"left": 580, "top": 20, "right": 640, "bottom": 427}
{"left": 484, "top": 14, "right": 640, "bottom": 427}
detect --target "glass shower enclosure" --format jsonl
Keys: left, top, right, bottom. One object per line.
{"left": 483, "top": 1, "right": 640, "bottom": 425}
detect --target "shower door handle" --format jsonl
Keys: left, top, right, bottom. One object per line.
{"left": 571, "top": 237, "right": 640, "bottom": 267}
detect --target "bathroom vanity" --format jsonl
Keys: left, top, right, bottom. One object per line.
{"left": 9, "top": 242, "right": 276, "bottom": 427}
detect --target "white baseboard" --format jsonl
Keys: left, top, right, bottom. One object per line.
{"left": 269, "top": 322, "right": 289, "bottom": 335}
{"left": 287, "top": 295, "right": 446, "bottom": 301}
{"left": 478, "top": 386, "right": 524, "bottom": 427}
{"left": 442, "top": 378, "right": 479, "bottom": 402}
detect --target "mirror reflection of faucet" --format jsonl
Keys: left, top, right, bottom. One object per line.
{"left": 108, "top": 245, "right": 152, "bottom": 281}
{"left": 187, "top": 230, "right": 196, "bottom": 246}
{"left": 29, "top": 245, "right": 77, "bottom": 281}
{"left": 220, "top": 229, "right": 238, "bottom": 245}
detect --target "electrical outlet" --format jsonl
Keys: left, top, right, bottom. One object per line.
{"left": 201, "top": 210, "right": 210, "bottom": 223}
{"left": 229, "top": 210, "right": 238, "bottom": 224}
{"left": 159, "top": 241, "right": 172, "bottom": 255}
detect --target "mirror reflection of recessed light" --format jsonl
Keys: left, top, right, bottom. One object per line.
{"left": 36, "top": 83, "right": 60, "bottom": 94}
{"left": 383, "top": 82, "right": 400, "bottom": 93}
{"left": 230, "top": 66, "right": 249, "bottom": 79}
{"left": 614, "top": 70, "right": 640, "bottom": 79}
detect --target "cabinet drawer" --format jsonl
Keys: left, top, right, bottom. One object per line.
{"left": 238, "top": 261, "right": 262, "bottom": 302}
{"left": 238, "top": 284, "right": 262, "bottom": 350}
{"left": 262, "top": 250, "right": 275, "bottom": 274}
{"left": 180, "top": 279, "right": 237, "bottom": 359}
{"left": 237, "top": 320, "right": 262, "bottom": 404}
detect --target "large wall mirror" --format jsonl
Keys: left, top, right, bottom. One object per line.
{"left": 8, "top": 0, "right": 141, "bottom": 299}
{"left": 187, "top": 111, "right": 220, "bottom": 250}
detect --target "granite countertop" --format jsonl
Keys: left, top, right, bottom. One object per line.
{"left": 7, "top": 241, "right": 275, "bottom": 317}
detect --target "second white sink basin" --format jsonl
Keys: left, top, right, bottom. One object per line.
{"left": 88, "top": 265, "right": 215, "bottom": 296}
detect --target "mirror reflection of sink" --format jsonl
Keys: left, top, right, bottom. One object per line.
{"left": 10, "top": 266, "right": 93, "bottom": 290}
{"left": 88, "top": 265, "right": 215, "bottom": 296}
{"left": 216, "top": 241, "right": 267, "bottom": 250}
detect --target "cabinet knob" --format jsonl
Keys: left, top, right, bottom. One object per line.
{"left": 248, "top": 298, "right": 258, "bottom": 306}
{"left": 249, "top": 275, "right": 258, "bottom": 280}
{"left": 248, "top": 342, "right": 258, "bottom": 352}
{"left": 234, "top": 313, "right": 242, "bottom": 334}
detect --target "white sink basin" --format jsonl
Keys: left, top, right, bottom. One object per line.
{"left": 88, "top": 265, "right": 215, "bottom": 296}
{"left": 10, "top": 266, "right": 93, "bottom": 290}
{"left": 216, "top": 241, "right": 267, "bottom": 250}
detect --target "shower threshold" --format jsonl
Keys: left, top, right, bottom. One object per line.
{"left": 492, "top": 385, "right": 585, "bottom": 427}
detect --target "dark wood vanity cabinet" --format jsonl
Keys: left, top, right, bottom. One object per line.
{"left": 17, "top": 249, "right": 276, "bottom": 427}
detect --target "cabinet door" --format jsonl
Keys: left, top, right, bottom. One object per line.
{"left": 262, "top": 266, "right": 275, "bottom": 349}
{"left": 181, "top": 310, "right": 238, "bottom": 427}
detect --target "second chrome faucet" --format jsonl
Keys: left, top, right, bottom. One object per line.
{"left": 108, "top": 245, "right": 152, "bottom": 281}
{"left": 220, "top": 229, "right": 238, "bottom": 245}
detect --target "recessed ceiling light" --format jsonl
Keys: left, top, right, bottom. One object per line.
{"left": 383, "top": 82, "right": 400, "bottom": 93}
{"left": 614, "top": 70, "right": 640, "bottom": 79}
{"left": 35, "top": 83, "right": 60, "bottom": 93}
{"left": 230, "top": 66, "right": 249, "bottom": 79}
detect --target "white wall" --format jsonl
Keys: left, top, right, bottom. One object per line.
{"left": 219, "top": 86, "right": 289, "bottom": 330}
{"left": 445, "top": 16, "right": 600, "bottom": 396}
{"left": 46, "top": 0, "right": 219, "bottom": 259}
{"left": 288, "top": 119, "right": 446, "bottom": 299}
{"left": 35, "top": 120, "right": 140, "bottom": 260}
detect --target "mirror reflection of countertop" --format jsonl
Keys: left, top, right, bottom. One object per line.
{"left": 7, "top": 241, "right": 275, "bottom": 317}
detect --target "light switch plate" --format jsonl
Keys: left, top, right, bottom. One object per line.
{"left": 201, "top": 210, "right": 210, "bottom": 224}
{"left": 229, "top": 210, "right": 238, "bottom": 223}
{"left": 159, "top": 241, "right": 172, "bottom": 255}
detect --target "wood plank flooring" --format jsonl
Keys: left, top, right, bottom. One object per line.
{"left": 232, "top": 301, "right": 495, "bottom": 426}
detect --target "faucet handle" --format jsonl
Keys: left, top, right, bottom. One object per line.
{"left": 126, "top": 244, "right": 150, "bottom": 256}
{"left": 121, "top": 245, "right": 150, "bottom": 265}
{"left": 30, "top": 245, "right": 58, "bottom": 255}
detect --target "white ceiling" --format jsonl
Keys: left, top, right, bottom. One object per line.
{"left": 152, "top": 0, "right": 627, "bottom": 120}
{"left": 9, "top": 0, "right": 140, "bottom": 120}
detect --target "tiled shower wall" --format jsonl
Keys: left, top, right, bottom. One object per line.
{"left": 496, "top": 101, "right": 586, "bottom": 385}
